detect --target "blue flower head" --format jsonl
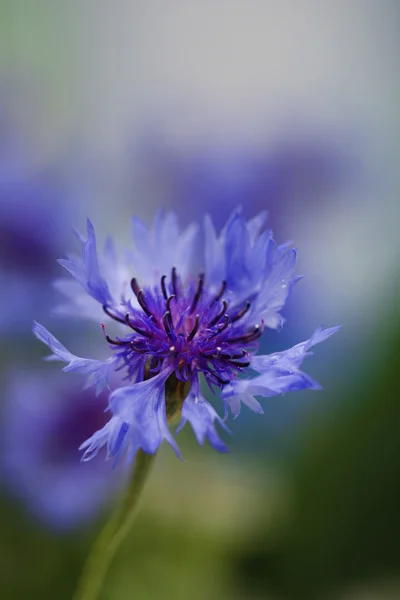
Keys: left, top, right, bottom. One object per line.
{"left": 1, "top": 370, "right": 123, "bottom": 530}
{"left": 0, "top": 101, "right": 81, "bottom": 336}
{"left": 34, "top": 208, "right": 339, "bottom": 463}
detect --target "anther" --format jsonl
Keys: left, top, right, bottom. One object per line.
{"left": 229, "top": 324, "right": 262, "bottom": 344}
{"left": 102, "top": 305, "right": 126, "bottom": 325}
{"left": 208, "top": 300, "right": 228, "bottom": 328}
{"left": 217, "top": 315, "right": 230, "bottom": 335}
{"left": 187, "top": 314, "right": 200, "bottom": 342}
{"left": 200, "top": 352, "right": 215, "bottom": 359}
{"left": 130, "top": 278, "right": 140, "bottom": 297}
{"left": 129, "top": 341, "right": 146, "bottom": 354}
{"left": 163, "top": 311, "right": 173, "bottom": 337}
{"left": 166, "top": 294, "right": 175, "bottom": 313}
{"left": 211, "top": 372, "right": 230, "bottom": 385}
{"left": 246, "top": 324, "right": 263, "bottom": 342}
{"left": 213, "top": 280, "right": 226, "bottom": 303}
{"left": 228, "top": 360, "right": 251, "bottom": 368}
{"left": 161, "top": 275, "right": 168, "bottom": 301}
{"left": 137, "top": 289, "right": 153, "bottom": 318}
{"left": 125, "top": 313, "right": 152, "bottom": 338}
{"left": 219, "top": 350, "right": 247, "bottom": 359}
{"left": 230, "top": 301, "right": 251, "bottom": 323}
{"left": 171, "top": 267, "right": 178, "bottom": 297}
{"left": 101, "top": 324, "right": 127, "bottom": 346}
{"left": 190, "top": 272, "right": 204, "bottom": 313}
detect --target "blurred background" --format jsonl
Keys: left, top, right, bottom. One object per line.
{"left": 0, "top": 1, "right": 399, "bottom": 599}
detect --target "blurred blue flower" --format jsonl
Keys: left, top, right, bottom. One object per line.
{"left": 0, "top": 106, "right": 80, "bottom": 336}
{"left": 133, "top": 132, "right": 355, "bottom": 230}
{"left": 1, "top": 369, "right": 122, "bottom": 531}
{"left": 34, "top": 208, "right": 339, "bottom": 463}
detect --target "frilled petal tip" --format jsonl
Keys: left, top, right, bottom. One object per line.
{"left": 131, "top": 210, "right": 199, "bottom": 284}
{"left": 58, "top": 219, "right": 113, "bottom": 306}
{"left": 251, "top": 324, "right": 341, "bottom": 373}
{"left": 80, "top": 369, "right": 181, "bottom": 464}
{"left": 222, "top": 325, "right": 340, "bottom": 417}
{"left": 32, "top": 322, "right": 115, "bottom": 394}
{"left": 203, "top": 207, "right": 300, "bottom": 326}
{"left": 177, "top": 378, "right": 230, "bottom": 452}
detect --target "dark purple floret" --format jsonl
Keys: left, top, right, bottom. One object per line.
{"left": 102, "top": 267, "right": 261, "bottom": 391}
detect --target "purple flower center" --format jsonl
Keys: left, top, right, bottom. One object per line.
{"left": 102, "top": 267, "right": 263, "bottom": 388}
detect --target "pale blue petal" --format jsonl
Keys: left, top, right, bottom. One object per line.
{"left": 222, "top": 326, "right": 340, "bottom": 416}
{"left": 33, "top": 322, "right": 115, "bottom": 393}
{"left": 251, "top": 325, "right": 341, "bottom": 373}
{"left": 177, "top": 377, "right": 229, "bottom": 452}
{"left": 132, "top": 210, "right": 199, "bottom": 285}
{"left": 80, "top": 368, "right": 180, "bottom": 463}
{"left": 59, "top": 219, "right": 112, "bottom": 306}
{"left": 246, "top": 210, "right": 268, "bottom": 243}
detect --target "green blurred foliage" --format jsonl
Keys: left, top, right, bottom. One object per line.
{"left": 0, "top": 453, "right": 267, "bottom": 600}
{"left": 2, "top": 303, "right": 399, "bottom": 600}
{"left": 234, "top": 300, "right": 400, "bottom": 599}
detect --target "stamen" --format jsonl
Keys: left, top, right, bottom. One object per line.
{"left": 190, "top": 272, "right": 204, "bottom": 313}
{"left": 245, "top": 324, "right": 263, "bottom": 342}
{"left": 101, "top": 324, "right": 128, "bottom": 346}
{"left": 187, "top": 314, "right": 200, "bottom": 342}
{"left": 219, "top": 350, "right": 247, "bottom": 359}
{"left": 210, "top": 372, "right": 230, "bottom": 385}
{"left": 171, "top": 267, "right": 178, "bottom": 297}
{"left": 129, "top": 341, "right": 146, "bottom": 354}
{"left": 208, "top": 300, "right": 228, "bottom": 328}
{"left": 102, "top": 305, "right": 126, "bottom": 325}
{"left": 229, "top": 324, "right": 262, "bottom": 344}
{"left": 228, "top": 360, "right": 251, "bottom": 368}
{"left": 163, "top": 311, "right": 173, "bottom": 337}
{"left": 209, "top": 314, "right": 229, "bottom": 338}
{"left": 130, "top": 278, "right": 140, "bottom": 297}
{"left": 166, "top": 294, "right": 175, "bottom": 313}
{"left": 125, "top": 313, "right": 152, "bottom": 338}
{"left": 230, "top": 301, "right": 251, "bottom": 323}
{"left": 161, "top": 275, "right": 168, "bottom": 301}
{"left": 137, "top": 289, "right": 153, "bottom": 318}
{"left": 213, "top": 280, "right": 226, "bottom": 303}
{"left": 200, "top": 352, "right": 215, "bottom": 359}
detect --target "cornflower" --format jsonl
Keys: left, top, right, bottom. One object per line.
{"left": 34, "top": 208, "right": 339, "bottom": 463}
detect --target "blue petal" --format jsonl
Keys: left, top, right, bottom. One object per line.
{"left": 33, "top": 322, "right": 115, "bottom": 393}
{"left": 203, "top": 208, "right": 297, "bottom": 326}
{"left": 252, "top": 246, "right": 298, "bottom": 329}
{"left": 132, "top": 210, "right": 199, "bottom": 285}
{"left": 177, "top": 377, "right": 229, "bottom": 452}
{"left": 246, "top": 210, "right": 268, "bottom": 243}
{"left": 222, "top": 326, "right": 340, "bottom": 417}
{"left": 59, "top": 219, "right": 112, "bottom": 306}
{"left": 80, "top": 369, "right": 180, "bottom": 463}
{"left": 251, "top": 325, "right": 341, "bottom": 373}
{"left": 225, "top": 211, "right": 251, "bottom": 288}
{"left": 204, "top": 213, "right": 226, "bottom": 292}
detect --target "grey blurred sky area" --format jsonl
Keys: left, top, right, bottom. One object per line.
{"left": 1, "top": 1, "right": 399, "bottom": 339}
{"left": 1, "top": 1, "right": 398, "bottom": 149}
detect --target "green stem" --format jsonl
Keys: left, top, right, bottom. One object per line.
{"left": 72, "top": 450, "right": 156, "bottom": 600}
